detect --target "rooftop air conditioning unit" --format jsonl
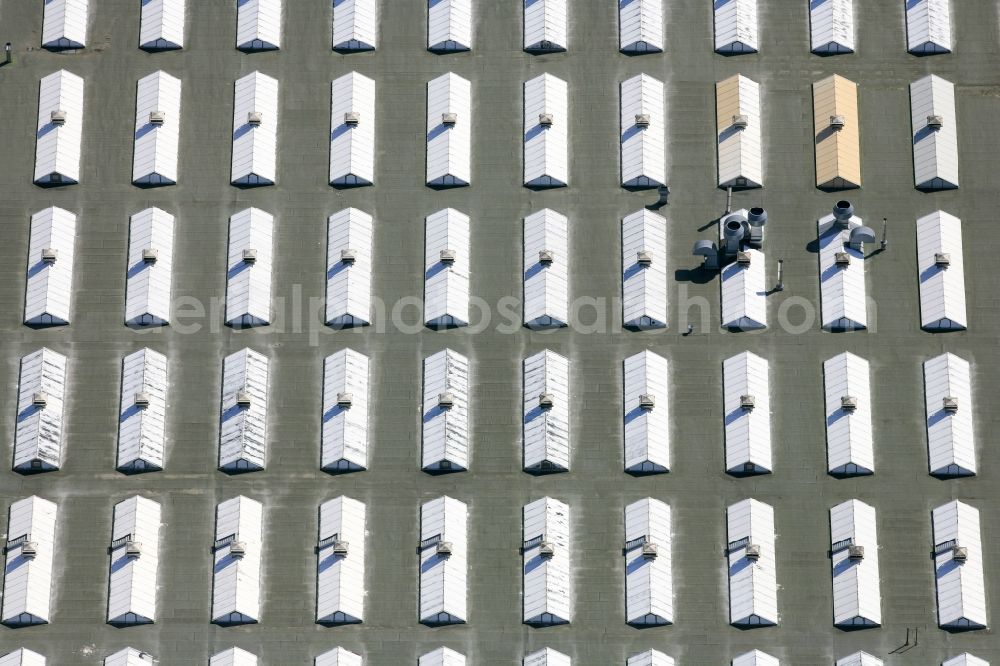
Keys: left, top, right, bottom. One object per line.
{"left": 538, "top": 250, "right": 554, "bottom": 266}
{"left": 50, "top": 110, "right": 67, "bottom": 126}
{"left": 236, "top": 390, "right": 252, "bottom": 408}
{"left": 740, "top": 394, "right": 756, "bottom": 411}
{"left": 745, "top": 544, "right": 761, "bottom": 561}
{"left": 32, "top": 392, "right": 48, "bottom": 408}
{"left": 732, "top": 114, "right": 749, "bottom": 130}
{"left": 641, "top": 543, "right": 658, "bottom": 560}
{"left": 438, "top": 392, "right": 455, "bottom": 410}
{"left": 125, "top": 541, "right": 142, "bottom": 559}
{"left": 952, "top": 546, "right": 968, "bottom": 563}
{"left": 341, "top": 249, "right": 357, "bottom": 265}
{"left": 336, "top": 392, "right": 353, "bottom": 408}
{"left": 848, "top": 545, "right": 864, "bottom": 562}
{"left": 841, "top": 395, "right": 858, "bottom": 412}
{"left": 834, "top": 251, "right": 851, "bottom": 267}
{"left": 439, "top": 249, "right": 456, "bottom": 265}
{"left": 344, "top": 111, "right": 361, "bottom": 126}
{"left": 436, "top": 541, "right": 453, "bottom": 557}
{"left": 636, "top": 250, "right": 652, "bottom": 267}
{"left": 538, "top": 541, "right": 555, "bottom": 558}
{"left": 635, "top": 113, "right": 651, "bottom": 129}
{"left": 442, "top": 112, "right": 458, "bottom": 127}
{"left": 539, "top": 113, "right": 554, "bottom": 127}
{"left": 149, "top": 111, "right": 166, "bottom": 126}
{"left": 229, "top": 541, "right": 246, "bottom": 559}
{"left": 736, "top": 251, "right": 752, "bottom": 266}
{"left": 942, "top": 396, "right": 958, "bottom": 413}
{"left": 142, "top": 248, "right": 158, "bottom": 264}
{"left": 934, "top": 252, "right": 951, "bottom": 268}
{"left": 829, "top": 115, "right": 846, "bottom": 131}
{"left": 21, "top": 541, "right": 38, "bottom": 560}
{"left": 927, "top": 115, "right": 944, "bottom": 130}
{"left": 247, "top": 111, "right": 263, "bottom": 127}
{"left": 639, "top": 394, "right": 655, "bottom": 411}
{"left": 538, "top": 393, "right": 554, "bottom": 410}
{"left": 134, "top": 392, "right": 151, "bottom": 408}
{"left": 332, "top": 540, "right": 349, "bottom": 556}
{"left": 242, "top": 249, "right": 258, "bottom": 264}
{"left": 41, "top": 248, "right": 58, "bottom": 265}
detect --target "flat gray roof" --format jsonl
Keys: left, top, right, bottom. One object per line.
{"left": 1, "top": 0, "right": 999, "bottom": 663}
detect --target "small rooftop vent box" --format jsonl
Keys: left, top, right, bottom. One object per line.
{"left": 439, "top": 249, "right": 456, "bottom": 265}
{"left": 740, "top": 394, "right": 756, "bottom": 411}
{"left": 21, "top": 541, "right": 38, "bottom": 560}
{"left": 229, "top": 541, "right": 246, "bottom": 559}
{"left": 32, "top": 392, "right": 48, "bottom": 408}
{"left": 340, "top": 249, "right": 357, "bottom": 265}
{"left": 344, "top": 111, "right": 361, "bottom": 126}
{"left": 538, "top": 541, "right": 555, "bottom": 559}
{"left": 247, "top": 111, "right": 263, "bottom": 127}
{"left": 639, "top": 394, "right": 655, "bottom": 411}
{"left": 125, "top": 541, "right": 143, "bottom": 559}
{"left": 332, "top": 540, "right": 349, "bottom": 556}
{"left": 134, "top": 392, "right": 151, "bottom": 408}
{"left": 442, "top": 112, "right": 458, "bottom": 127}
{"left": 336, "top": 392, "right": 353, "bottom": 408}
{"left": 835, "top": 251, "right": 851, "bottom": 267}
{"left": 848, "top": 545, "right": 864, "bottom": 561}
{"left": 636, "top": 250, "right": 652, "bottom": 267}
{"left": 538, "top": 249, "right": 554, "bottom": 266}
{"left": 927, "top": 115, "right": 944, "bottom": 130}
{"left": 635, "top": 113, "right": 651, "bottom": 129}
{"left": 841, "top": 395, "right": 858, "bottom": 412}
{"left": 436, "top": 541, "right": 453, "bottom": 557}
{"left": 50, "top": 110, "right": 67, "bottom": 126}
{"left": 745, "top": 544, "right": 761, "bottom": 561}
{"left": 242, "top": 249, "right": 258, "bottom": 264}
{"left": 732, "top": 114, "right": 749, "bottom": 130}
{"left": 641, "top": 543, "right": 658, "bottom": 560}
{"left": 736, "top": 251, "right": 752, "bottom": 266}
{"left": 142, "top": 248, "right": 158, "bottom": 264}
{"left": 953, "top": 545, "right": 968, "bottom": 563}
{"left": 942, "top": 396, "right": 958, "bottom": 414}
{"left": 41, "top": 248, "right": 58, "bottom": 265}
{"left": 149, "top": 111, "right": 166, "bottom": 126}
{"left": 538, "top": 393, "right": 554, "bottom": 410}
{"left": 829, "top": 114, "right": 846, "bottom": 131}
{"left": 934, "top": 252, "right": 951, "bottom": 268}
{"left": 539, "top": 113, "right": 554, "bottom": 127}
{"left": 236, "top": 390, "right": 252, "bottom": 408}
{"left": 438, "top": 392, "right": 455, "bottom": 410}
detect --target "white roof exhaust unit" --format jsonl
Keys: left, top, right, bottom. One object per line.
{"left": 424, "top": 208, "right": 471, "bottom": 327}
{"left": 422, "top": 350, "right": 470, "bottom": 471}
{"left": 726, "top": 498, "right": 778, "bottom": 627}
{"left": 523, "top": 209, "right": 569, "bottom": 329}
{"left": 419, "top": 496, "right": 468, "bottom": 625}
{"left": 117, "top": 349, "right": 168, "bottom": 473}
{"left": 1, "top": 496, "right": 58, "bottom": 626}
{"left": 523, "top": 350, "right": 570, "bottom": 473}
{"left": 25, "top": 207, "right": 76, "bottom": 326}
{"left": 13, "top": 349, "right": 67, "bottom": 473}
{"left": 322, "top": 349, "right": 370, "bottom": 472}
{"left": 218, "top": 348, "right": 269, "bottom": 473}
{"left": 34, "top": 70, "right": 84, "bottom": 185}
{"left": 522, "top": 497, "right": 570, "bottom": 625}
{"left": 623, "top": 351, "right": 670, "bottom": 473}
{"left": 316, "top": 496, "right": 366, "bottom": 624}
{"left": 211, "top": 496, "right": 262, "bottom": 625}
{"left": 107, "top": 496, "right": 161, "bottom": 625}
{"left": 125, "top": 207, "right": 174, "bottom": 327}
